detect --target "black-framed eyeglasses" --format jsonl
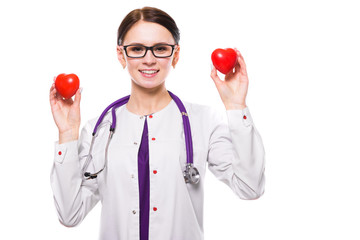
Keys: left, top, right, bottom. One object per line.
{"left": 122, "top": 44, "right": 177, "bottom": 58}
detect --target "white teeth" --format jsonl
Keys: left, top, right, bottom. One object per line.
{"left": 140, "top": 70, "right": 158, "bottom": 74}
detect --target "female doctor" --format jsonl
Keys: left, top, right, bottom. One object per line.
{"left": 49, "top": 6, "right": 265, "bottom": 240}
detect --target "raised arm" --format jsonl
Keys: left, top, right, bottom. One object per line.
{"left": 49, "top": 81, "right": 100, "bottom": 227}
{"left": 208, "top": 48, "right": 265, "bottom": 199}
{"left": 207, "top": 107, "right": 265, "bottom": 199}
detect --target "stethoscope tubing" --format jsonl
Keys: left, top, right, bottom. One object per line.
{"left": 93, "top": 95, "right": 130, "bottom": 135}
{"left": 82, "top": 90, "right": 199, "bottom": 183}
{"left": 168, "top": 91, "right": 193, "bottom": 165}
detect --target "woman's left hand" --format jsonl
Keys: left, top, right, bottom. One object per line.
{"left": 210, "top": 48, "right": 249, "bottom": 110}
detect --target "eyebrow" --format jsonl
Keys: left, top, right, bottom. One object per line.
{"left": 125, "top": 42, "right": 175, "bottom": 46}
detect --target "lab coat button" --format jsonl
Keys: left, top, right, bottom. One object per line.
{"left": 140, "top": 116, "right": 143, "bottom": 119}
{"left": 153, "top": 207, "right": 157, "bottom": 211}
{"left": 131, "top": 174, "right": 134, "bottom": 178}
{"left": 243, "top": 115, "right": 247, "bottom": 120}
{"left": 153, "top": 170, "right": 157, "bottom": 174}
{"left": 149, "top": 115, "right": 153, "bottom": 118}
{"left": 134, "top": 142, "right": 138, "bottom": 145}
{"left": 58, "top": 151, "right": 62, "bottom": 155}
{"left": 132, "top": 210, "right": 136, "bottom": 214}
{"left": 152, "top": 137, "right": 156, "bottom": 141}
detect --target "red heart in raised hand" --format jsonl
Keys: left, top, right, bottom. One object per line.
{"left": 55, "top": 73, "right": 80, "bottom": 99}
{"left": 211, "top": 48, "right": 237, "bottom": 74}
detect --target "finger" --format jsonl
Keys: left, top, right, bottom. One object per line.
{"left": 50, "top": 84, "right": 56, "bottom": 104}
{"left": 55, "top": 90, "right": 62, "bottom": 101}
{"left": 210, "top": 66, "right": 222, "bottom": 86}
{"left": 50, "top": 83, "right": 67, "bottom": 109}
{"left": 64, "top": 96, "right": 74, "bottom": 105}
{"left": 234, "top": 48, "right": 247, "bottom": 75}
{"left": 54, "top": 89, "right": 65, "bottom": 104}
{"left": 234, "top": 48, "right": 244, "bottom": 59}
{"left": 50, "top": 83, "right": 56, "bottom": 99}
{"left": 225, "top": 68, "right": 235, "bottom": 79}
{"left": 73, "top": 87, "right": 82, "bottom": 107}
{"left": 233, "top": 48, "right": 242, "bottom": 73}
{"left": 234, "top": 59, "right": 241, "bottom": 73}
{"left": 50, "top": 83, "right": 55, "bottom": 92}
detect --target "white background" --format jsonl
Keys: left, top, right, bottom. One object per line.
{"left": 1, "top": 0, "right": 359, "bottom": 239}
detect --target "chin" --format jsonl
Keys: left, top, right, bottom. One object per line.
{"left": 132, "top": 79, "right": 163, "bottom": 90}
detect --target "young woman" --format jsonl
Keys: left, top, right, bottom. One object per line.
{"left": 49, "top": 6, "right": 265, "bottom": 240}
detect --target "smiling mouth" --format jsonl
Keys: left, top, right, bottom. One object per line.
{"left": 139, "top": 70, "right": 160, "bottom": 74}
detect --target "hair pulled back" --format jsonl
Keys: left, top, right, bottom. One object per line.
{"left": 117, "top": 6, "right": 180, "bottom": 46}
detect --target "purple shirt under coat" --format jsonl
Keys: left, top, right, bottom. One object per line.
{"left": 138, "top": 115, "right": 150, "bottom": 240}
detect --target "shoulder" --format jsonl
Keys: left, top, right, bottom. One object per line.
{"left": 183, "top": 100, "right": 212, "bottom": 115}
{"left": 82, "top": 109, "right": 114, "bottom": 137}
{"left": 182, "top": 100, "right": 226, "bottom": 125}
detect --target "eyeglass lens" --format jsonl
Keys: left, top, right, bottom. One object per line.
{"left": 126, "top": 45, "right": 173, "bottom": 58}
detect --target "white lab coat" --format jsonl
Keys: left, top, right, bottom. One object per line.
{"left": 50, "top": 99, "right": 265, "bottom": 240}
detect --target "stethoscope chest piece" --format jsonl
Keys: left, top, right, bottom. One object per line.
{"left": 183, "top": 163, "right": 200, "bottom": 184}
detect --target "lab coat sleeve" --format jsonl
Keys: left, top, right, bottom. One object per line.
{"left": 50, "top": 121, "right": 100, "bottom": 227}
{"left": 207, "top": 106, "right": 265, "bottom": 200}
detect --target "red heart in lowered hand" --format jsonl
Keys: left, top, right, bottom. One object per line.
{"left": 211, "top": 48, "right": 237, "bottom": 74}
{"left": 55, "top": 73, "right": 80, "bottom": 99}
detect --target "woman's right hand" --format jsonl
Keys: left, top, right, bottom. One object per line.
{"left": 49, "top": 77, "right": 82, "bottom": 144}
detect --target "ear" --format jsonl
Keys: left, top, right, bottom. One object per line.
{"left": 117, "top": 45, "right": 127, "bottom": 69}
{"left": 172, "top": 45, "right": 180, "bottom": 68}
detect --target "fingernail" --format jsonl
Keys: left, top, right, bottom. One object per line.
{"left": 80, "top": 87, "right": 83, "bottom": 94}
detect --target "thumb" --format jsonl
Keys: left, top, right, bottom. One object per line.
{"left": 74, "top": 87, "right": 82, "bottom": 107}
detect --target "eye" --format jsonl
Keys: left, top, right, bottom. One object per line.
{"left": 154, "top": 45, "right": 169, "bottom": 52}
{"left": 129, "top": 46, "right": 144, "bottom": 52}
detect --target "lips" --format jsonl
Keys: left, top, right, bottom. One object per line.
{"left": 139, "top": 69, "right": 159, "bottom": 74}
{"left": 139, "top": 69, "right": 159, "bottom": 78}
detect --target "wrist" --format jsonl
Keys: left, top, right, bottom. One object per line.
{"left": 59, "top": 128, "right": 79, "bottom": 144}
{"left": 225, "top": 102, "right": 247, "bottom": 110}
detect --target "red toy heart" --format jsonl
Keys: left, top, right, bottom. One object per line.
{"left": 211, "top": 48, "right": 237, "bottom": 74}
{"left": 55, "top": 73, "right": 80, "bottom": 99}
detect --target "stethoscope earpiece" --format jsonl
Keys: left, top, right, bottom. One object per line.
{"left": 84, "top": 172, "right": 97, "bottom": 180}
{"left": 84, "top": 172, "right": 97, "bottom": 179}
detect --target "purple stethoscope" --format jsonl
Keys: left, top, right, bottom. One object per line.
{"left": 82, "top": 90, "right": 200, "bottom": 184}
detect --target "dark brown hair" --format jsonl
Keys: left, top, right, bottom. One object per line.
{"left": 117, "top": 6, "right": 180, "bottom": 45}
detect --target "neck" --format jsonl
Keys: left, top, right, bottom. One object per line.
{"left": 126, "top": 82, "right": 172, "bottom": 116}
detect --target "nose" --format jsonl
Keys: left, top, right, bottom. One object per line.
{"left": 142, "top": 49, "right": 156, "bottom": 64}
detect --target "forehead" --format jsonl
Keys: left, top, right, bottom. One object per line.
{"left": 122, "top": 20, "right": 175, "bottom": 45}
